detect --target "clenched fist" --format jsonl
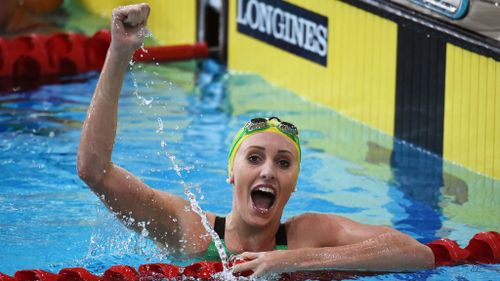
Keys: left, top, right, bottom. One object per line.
{"left": 110, "top": 3, "right": 151, "bottom": 58}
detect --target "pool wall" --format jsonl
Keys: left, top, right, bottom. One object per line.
{"left": 78, "top": 1, "right": 499, "bottom": 180}
{"left": 227, "top": 0, "right": 500, "bottom": 181}
{"left": 79, "top": 0, "right": 197, "bottom": 45}
{"left": 75, "top": 0, "right": 500, "bottom": 230}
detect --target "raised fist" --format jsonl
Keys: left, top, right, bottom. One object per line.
{"left": 110, "top": 3, "right": 151, "bottom": 57}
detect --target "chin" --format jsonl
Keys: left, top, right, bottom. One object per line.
{"left": 244, "top": 215, "right": 275, "bottom": 229}
{"left": 243, "top": 202, "right": 282, "bottom": 228}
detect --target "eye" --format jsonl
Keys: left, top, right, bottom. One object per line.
{"left": 278, "top": 159, "right": 290, "bottom": 169}
{"left": 247, "top": 155, "right": 262, "bottom": 164}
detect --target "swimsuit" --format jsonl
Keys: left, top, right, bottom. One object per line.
{"left": 199, "top": 216, "right": 289, "bottom": 261}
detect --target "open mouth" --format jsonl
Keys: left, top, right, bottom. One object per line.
{"left": 251, "top": 186, "right": 276, "bottom": 213}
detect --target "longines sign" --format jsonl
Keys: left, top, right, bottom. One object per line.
{"left": 237, "top": 0, "right": 329, "bottom": 66}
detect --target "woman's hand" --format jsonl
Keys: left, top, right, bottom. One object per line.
{"left": 110, "top": 3, "right": 150, "bottom": 58}
{"left": 232, "top": 250, "right": 298, "bottom": 278}
{"left": 231, "top": 227, "right": 434, "bottom": 278}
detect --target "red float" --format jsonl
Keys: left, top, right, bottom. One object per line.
{"left": 58, "top": 268, "right": 100, "bottom": 281}
{"left": 427, "top": 238, "right": 470, "bottom": 266}
{"left": 14, "top": 270, "right": 58, "bottom": 281}
{"left": 0, "top": 233, "right": 498, "bottom": 279}
{"left": 0, "top": 30, "right": 208, "bottom": 79}
{"left": 102, "top": 266, "right": 138, "bottom": 281}
{"left": 465, "top": 231, "right": 500, "bottom": 264}
{"left": 138, "top": 263, "right": 179, "bottom": 280}
{"left": 0, "top": 272, "right": 18, "bottom": 281}
{"left": 427, "top": 231, "right": 500, "bottom": 266}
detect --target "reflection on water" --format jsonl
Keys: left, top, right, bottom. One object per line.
{"left": 391, "top": 141, "right": 443, "bottom": 242}
{"left": 442, "top": 172, "right": 468, "bottom": 205}
{"left": 226, "top": 72, "right": 500, "bottom": 242}
{"left": 0, "top": 59, "right": 498, "bottom": 279}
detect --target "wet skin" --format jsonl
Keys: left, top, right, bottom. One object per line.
{"left": 223, "top": 132, "right": 299, "bottom": 253}
{"left": 230, "top": 132, "right": 299, "bottom": 229}
{"left": 77, "top": 3, "right": 435, "bottom": 278}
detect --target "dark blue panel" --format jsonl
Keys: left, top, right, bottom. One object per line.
{"left": 236, "top": 0, "right": 328, "bottom": 66}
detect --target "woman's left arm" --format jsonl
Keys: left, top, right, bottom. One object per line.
{"left": 232, "top": 214, "right": 435, "bottom": 277}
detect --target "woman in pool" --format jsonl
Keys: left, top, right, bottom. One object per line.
{"left": 77, "top": 3, "right": 434, "bottom": 277}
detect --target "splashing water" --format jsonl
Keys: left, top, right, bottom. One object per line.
{"left": 156, "top": 117, "right": 164, "bottom": 134}
{"left": 166, "top": 154, "right": 231, "bottom": 272}
{"left": 130, "top": 66, "right": 153, "bottom": 106}
{"left": 84, "top": 206, "right": 171, "bottom": 270}
{"left": 123, "top": 57, "right": 235, "bottom": 278}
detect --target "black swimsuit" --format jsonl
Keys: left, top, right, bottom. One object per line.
{"left": 200, "top": 216, "right": 288, "bottom": 261}
{"left": 214, "top": 216, "right": 288, "bottom": 245}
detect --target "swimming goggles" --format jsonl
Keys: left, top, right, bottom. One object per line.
{"left": 244, "top": 117, "right": 299, "bottom": 142}
{"left": 227, "top": 117, "right": 301, "bottom": 176}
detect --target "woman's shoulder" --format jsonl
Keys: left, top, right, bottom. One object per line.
{"left": 285, "top": 212, "right": 349, "bottom": 226}
{"left": 284, "top": 212, "right": 346, "bottom": 248}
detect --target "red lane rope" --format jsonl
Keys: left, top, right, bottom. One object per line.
{"left": 0, "top": 30, "right": 208, "bottom": 79}
{"left": 1, "top": 232, "right": 498, "bottom": 281}
{"left": 428, "top": 231, "right": 500, "bottom": 266}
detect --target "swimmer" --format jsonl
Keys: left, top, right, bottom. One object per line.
{"left": 77, "top": 3, "right": 434, "bottom": 278}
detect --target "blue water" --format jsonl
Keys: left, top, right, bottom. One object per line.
{"left": 0, "top": 60, "right": 499, "bottom": 280}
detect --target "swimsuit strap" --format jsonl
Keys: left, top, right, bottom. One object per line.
{"left": 275, "top": 221, "right": 288, "bottom": 245}
{"left": 214, "top": 216, "right": 226, "bottom": 239}
{"left": 214, "top": 216, "right": 287, "bottom": 246}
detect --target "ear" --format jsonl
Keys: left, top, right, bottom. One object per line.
{"left": 229, "top": 174, "right": 235, "bottom": 184}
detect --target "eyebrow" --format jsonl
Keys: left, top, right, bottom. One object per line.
{"left": 245, "top": 145, "right": 265, "bottom": 151}
{"left": 278, "top": 150, "right": 294, "bottom": 156}
{"left": 245, "top": 146, "right": 295, "bottom": 157}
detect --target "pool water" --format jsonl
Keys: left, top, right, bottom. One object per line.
{"left": 0, "top": 60, "right": 499, "bottom": 280}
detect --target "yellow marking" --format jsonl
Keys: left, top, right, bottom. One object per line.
{"left": 495, "top": 62, "right": 500, "bottom": 178}
{"left": 462, "top": 50, "right": 471, "bottom": 166}
{"left": 228, "top": 0, "right": 397, "bottom": 136}
{"left": 443, "top": 45, "right": 458, "bottom": 168}
{"left": 476, "top": 56, "right": 487, "bottom": 174}
{"left": 485, "top": 58, "right": 495, "bottom": 177}
{"left": 444, "top": 44, "right": 500, "bottom": 179}
{"left": 79, "top": 0, "right": 196, "bottom": 45}
{"left": 469, "top": 52, "right": 479, "bottom": 173}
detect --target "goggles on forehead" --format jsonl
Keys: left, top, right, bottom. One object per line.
{"left": 227, "top": 116, "right": 301, "bottom": 177}
{"left": 244, "top": 117, "right": 299, "bottom": 140}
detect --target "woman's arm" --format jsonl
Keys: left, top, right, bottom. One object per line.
{"left": 233, "top": 213, "right": 434, "bottom": 277}
{"left": 77, "top": 3, "right": 212, "bottom": 256}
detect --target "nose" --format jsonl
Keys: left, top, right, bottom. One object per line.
{"left": 259, "top": 159, "right": 276, "bottom": 180}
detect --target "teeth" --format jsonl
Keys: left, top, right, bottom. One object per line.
{"left": 257, "top": 186, "right": 275, "bottom": 195}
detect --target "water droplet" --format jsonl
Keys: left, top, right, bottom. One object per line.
{"left": 156, "top": 117, "right": 164, "bottom": 134}
{"left": 164, "top": 150, "right": 229, "bottom": 269}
